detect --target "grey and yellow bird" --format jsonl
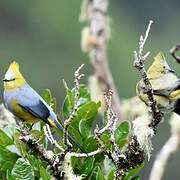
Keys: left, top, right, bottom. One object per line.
{"left": 136, "top": 52, "right": 180, "bottom": 115}
{"left": 3, "top": 61, "right": 63, "bottom": 129}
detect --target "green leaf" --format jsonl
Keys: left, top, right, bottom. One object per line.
{"left": 76, "top": 101, "right": 98, "bottom": 123}
{"left": 68, "top": 125, "right": 83, "bottom": 145}
{"left": 14, "top": 132, "right": 28, "bottom": 157}
{"left": 51, "top": 97, "right": 57, "bottom": 112}
{"left": 62, "top": 83, "right": 74, "bottom": 119}
{"left": 71, "top": 156, "right": 95, "bottom": 176}
{"left": 0, "top": 145, "right": 18, "bottom": 178}
{"left": 28, "top": 155, "right": 45, "bottom": 173}
{"left": 3, "top": 123, "right": 16, "bottom": 140}
{"left": 76, "top": 84, "right": 91, "bottom": 107}
{"left": 11, "top": 158, "right": 34, "bottom": 180}
{"left": 0, "top": 128, "right": 13, "bottom": 147}
{"left": 62, "top": 83, "right": 92, "bottom": 119}
{"left": 62, "top": 83, "right": 100, "bottom": 145}
{"left": 131, "top": 176, "right": 140, "bottom": 180}
{"left": 30, "top": 130, "right": 45, "bottom": 144}
{"left": 79, "top": 118, "right": 91, "bottom": 138}
{"left": 115, "top": 121, "right": 130, "bottom": 148}
{"left": 89, "top": 166, "right": 105, "bottom": 180}
{"left": 100, "top": 132, "right": 111, "bottom": 149}
{"left": 6, "top": 170, "right": 16, "bottom": 180}
{"left": 68, "top": 101, "right": 99, "bottom": 143}
{"left": 42, "top": 89, "right": 52, "bottom": 105}
{"left": 81, "top": 157, "right": 95, "bottom": 176}
{"left": 82, "top": 136, "right": 98, "bottom": 152}
{"left": 42, "top": 89, "right": 57, "bottom": 112}
{"left": 6, "top": 145, "right": 19, "bottom": 155}
{"left": 82, "top": 136, "right": 105, "bottom": 162}
{"left": 125, "top": 163, "right": 144, "bottom": 180}
{"left": 107, "top": 168, "right": 115, "bottom": 180}
{"left": 39, "top": 166, "right": 51, "bottom": 180}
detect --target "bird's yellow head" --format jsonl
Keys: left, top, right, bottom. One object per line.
{"left": 147, "top": 52, "right": 172, "bottom": 79}
{"left": 3, "top": 61, "right": 26, "bottom": 91}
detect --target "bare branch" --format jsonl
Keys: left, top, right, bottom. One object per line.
{"left": 170, "top": 43, "right": 180, "bottom": 63}
{"left": 80, "top": 0, "right": 122, "bottom": 119}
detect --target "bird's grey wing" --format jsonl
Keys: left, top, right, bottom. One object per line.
{"left": 153, "top": 79, "right": 180, "bottom": 97}
{"left": 19, "top": 100, "right": 50, "bottom": 120}
{"left": 17, "top": 84, "right": 51, "bottom": 124}
{"left": 153, "top": 89, "right": 170, "bottom": 97}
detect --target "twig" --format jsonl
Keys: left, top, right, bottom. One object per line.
{"left": 170, "top": 43, "right": 180, "bottom": 63}
{"left": 80, "top": 0, "right": 122, "bottom": 119}
{"left": 134, "top": 20, "right": 163, "bottom": 130}
{"left": 94, "top": 90, "right": 119, "bottom": 152}
{"left": 68, "top": 149, "right": 102, "bottom": 158}
{"left": 63, "top": 64, "right": 84, "bottom": 147}
{"left": 149, "top": 114, "right": 180, "bottom": 180}
{"left": 104, "top": 90, "right": 120, "bottom": 154}
{"left": 44, "top": 125, "right": 64, "bottom": 152}
{"left": 94, "top": 90, "right": 126, "bottom": 179}
{"left": 94, "top": 125, "right": 111, "bottom": 157}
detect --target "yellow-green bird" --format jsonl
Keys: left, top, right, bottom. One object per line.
{"left": 3, "top": 61, "right": 63, "bottom": 129}
{"left": 136, "top": 52, "right": 180, "bottom": 115}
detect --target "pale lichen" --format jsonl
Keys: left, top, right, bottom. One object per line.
{"left": 121, "top": 96, "right": 148, "bottom": 121}
{"left": 132, "top": 114, "right": 154, "bottom": 160}
{"left": 62, "top": 153, "right": 82, "bottom": 180}
{"left": 88, "top": 75, "right": 106, "bottom": 114}
{"left": 169, "top": 113, "right": 180, "bottom": 134}
{"left": 0, "top": 104, "right": 15, "bottom": 128}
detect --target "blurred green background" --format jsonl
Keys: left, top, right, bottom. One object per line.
{"left": 0, "top": 0, "right": 179, "bottom": 179}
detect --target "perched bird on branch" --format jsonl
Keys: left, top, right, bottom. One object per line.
{"left": 136, "top": 52, "right": 180, "bottom": 115}
{"left": 3, "top": 61, "right": 63, "bottom": 129}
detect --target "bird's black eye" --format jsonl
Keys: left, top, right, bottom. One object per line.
{"left": 12, "top": 78, "right": 16, "bottom": 81}
{"left": 163, "top": 66, "right": 166, "bottom": 69}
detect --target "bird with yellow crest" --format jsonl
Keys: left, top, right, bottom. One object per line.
{"left": 3, "top": 61, "right": 63, "bottom": 130}
{"left": 136, "top": 52, "right": 180, "bottom": 115}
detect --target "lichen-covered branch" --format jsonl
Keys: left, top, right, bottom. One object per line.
{"left": 67, "top": 149, "right": 102, "bottom": 158}
{"left": 63, "top": 64, "right": 84, "bottom": 147}
{"left": 93, "top": 90, "right": 126, "bottom": 179}
{"left": 80, "top": 0, "right": 122, "bottom": 119}
{"left": 134, "top": 20, "right": 163, "bottom": 130}
{"left": 19, "top": 124, "right": 64, "bottom": 179}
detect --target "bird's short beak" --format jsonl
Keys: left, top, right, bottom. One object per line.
{"left": 169, "top": 69, "right": 175, "bottom": 73}
{"left": 3, "top": 79, "right": 7, "bottom": 82}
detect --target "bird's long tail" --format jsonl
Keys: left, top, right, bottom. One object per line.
{"left": 174, "top": 100, "right": 180, "bottom": 115}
